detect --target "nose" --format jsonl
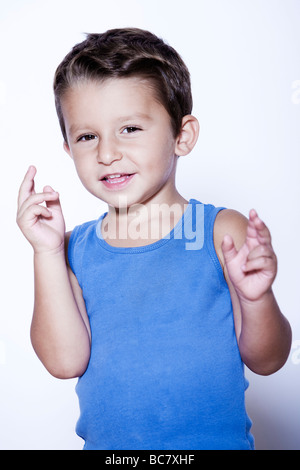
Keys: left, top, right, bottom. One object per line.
{"left": 97, "top": 135, "right": 123, "bottom": 165}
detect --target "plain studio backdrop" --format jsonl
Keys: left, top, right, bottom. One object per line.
{"left": 0, "top": 0, "right": 299, "bottom": 450}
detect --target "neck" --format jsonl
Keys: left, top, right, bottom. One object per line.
{"left": 102, "top": 191, "right": 188, "bottom": 248}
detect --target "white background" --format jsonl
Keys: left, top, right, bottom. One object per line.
{"left": 0, "top": 0, "right": 299, "bottom": 450}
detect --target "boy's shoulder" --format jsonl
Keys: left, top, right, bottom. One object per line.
{"left": 64, "top": 219, "right": 98, "bottom": 242}
{"left": 214, "top": 208, "right": 248, "bottom": 235}
{"left": 68, "top": 218, "right": 99, "bottom": 236}
{"left": 64, "top": 219, "right": 99, "bottom": 259}
{"left": 213, "top": 208, "right": 248, "bottom": 267}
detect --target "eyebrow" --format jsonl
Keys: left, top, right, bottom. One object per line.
{"left": 116, "top": 113, "right": 153, "bottom": 122}
{"left": 68, "top": 113, "right": 153, "bottom": 137}
{"left": 68, "top": 125, "right": 89, "bottom": 136}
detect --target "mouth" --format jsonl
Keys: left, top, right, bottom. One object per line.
{"left": 101, "top": 173, "right": 132, "bottom": 183}
{"left": 100, "top": 173, "right": 135, "bottom": 190}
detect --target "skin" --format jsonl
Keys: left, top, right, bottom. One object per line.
{"left": 17, "top": 77, "right": 291, "bottom": 378}
{"left": 62, "top": 78, "right": 196, "bottom": 245}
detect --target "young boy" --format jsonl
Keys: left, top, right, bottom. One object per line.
{"left": 17, "top": 28, "right": 291, "bottom": 450}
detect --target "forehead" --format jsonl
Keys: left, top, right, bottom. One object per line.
{"left": 60, "top": 76, "right": 173, "bottom": 138}
{"left": 61, "top": 77, "right": 163, "bottom": 115}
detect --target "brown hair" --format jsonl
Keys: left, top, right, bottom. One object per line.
{"left": 53, "top": 28, "right": 193, "bottom": 142}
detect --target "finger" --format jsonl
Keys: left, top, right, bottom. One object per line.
{"left": 242, "top": 256, "right": 275, "bottom": 273}
{"left": 18, "top": 191, "right": 59, "bottom": 219}
{"left": 221, "top": 234, "right": 238, "bottom": 264}
{"left": 43, "top": 186, "right": 62, "bottom": 213}
{"left": 28, "top": 204, "right": 53, "bottom": 220}
{"left": 43, "top": 185, "right": 55, "bottom": 192}
{"left": 17, "top": 165, "right": 37, "bottom": 209}
{"left": 17, "top": 204, "right": 52, "bottom": 229}
{"left": 246, "top": 244, "right": 275, "bottom": 261}
{"left": 248, "top": 209, "right": 272, "bottom": 244}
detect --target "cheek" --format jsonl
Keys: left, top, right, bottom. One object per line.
{"left": 72, "top": 157, "right": 93, "bottom": 188}
{"left": 72, "top": 146, "right": 97, "bottom": 170}
{"left": 143, "top": 154, "right": 176, "bottom": 188}
{"left": 144, "top": 134, "right": 176, "bottom": 167}
{"left": 154, "top": 140, "right": 177, "bottom": 174}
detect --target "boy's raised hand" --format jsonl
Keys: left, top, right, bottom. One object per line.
{"left": 221, "top": 210, "right": 277, "bottom": 302}
{"left": 17, "top": 166, "right": 66, "bottom": 254}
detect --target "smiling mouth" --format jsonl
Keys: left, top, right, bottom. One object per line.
{"left": 100, "top": 173, "right": 135, "bottom": 187}
{"left": 101, "top": 173, "right": 133, "bottom": 183}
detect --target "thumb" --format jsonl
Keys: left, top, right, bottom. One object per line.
{"left": 43, "top": 185, "right": 56, "bottom": 193}
{"left": 221, "top": 234, "right": 238, "bottom": 265}
{"left": 43, "top": 186, "right": 62, "bottom": 212}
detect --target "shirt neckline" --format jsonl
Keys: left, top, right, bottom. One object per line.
{"left": 95, "top": 199, "right": 196, "bottom": 254}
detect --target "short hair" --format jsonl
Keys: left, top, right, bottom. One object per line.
{"left": 53, "top": 28, "right": 193, "bottom": 142}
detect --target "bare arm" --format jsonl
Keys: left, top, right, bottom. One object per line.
{"left": 17, "top": 166, "right": 91, "bottom": 379}
{"left": 214, "top": 209, "right": 292, "bottom": 376}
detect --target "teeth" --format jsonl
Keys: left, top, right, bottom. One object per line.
{"left": 107, "top": 174, "right": 122, "bottom": 179}
{"left": 102, "top": 173, "right": 133, "bottom": 184}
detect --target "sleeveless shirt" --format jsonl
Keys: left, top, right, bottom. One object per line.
{"left": 68, "top": 199, "right": 254, "bottom": 450}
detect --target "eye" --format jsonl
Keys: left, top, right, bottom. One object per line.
{"left": 122, "top": 126, "right": 141, "bottom": 134}
{"left": 77, "top": 134, "right": 97, "bottom": 142}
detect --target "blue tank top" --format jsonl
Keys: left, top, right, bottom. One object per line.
{"left": 68, "top": 199, "right": 254, "bottom": 450}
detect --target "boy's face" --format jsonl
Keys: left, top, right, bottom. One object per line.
{"left": 62, "top": 77, "right": 180, "bottom": 209}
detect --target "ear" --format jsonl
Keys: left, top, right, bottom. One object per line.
{"left": 175, "top": 115, "right": 200, "bottom": 157}
{"left": 63, "top": 141, "right": 73, "bottom": 159}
